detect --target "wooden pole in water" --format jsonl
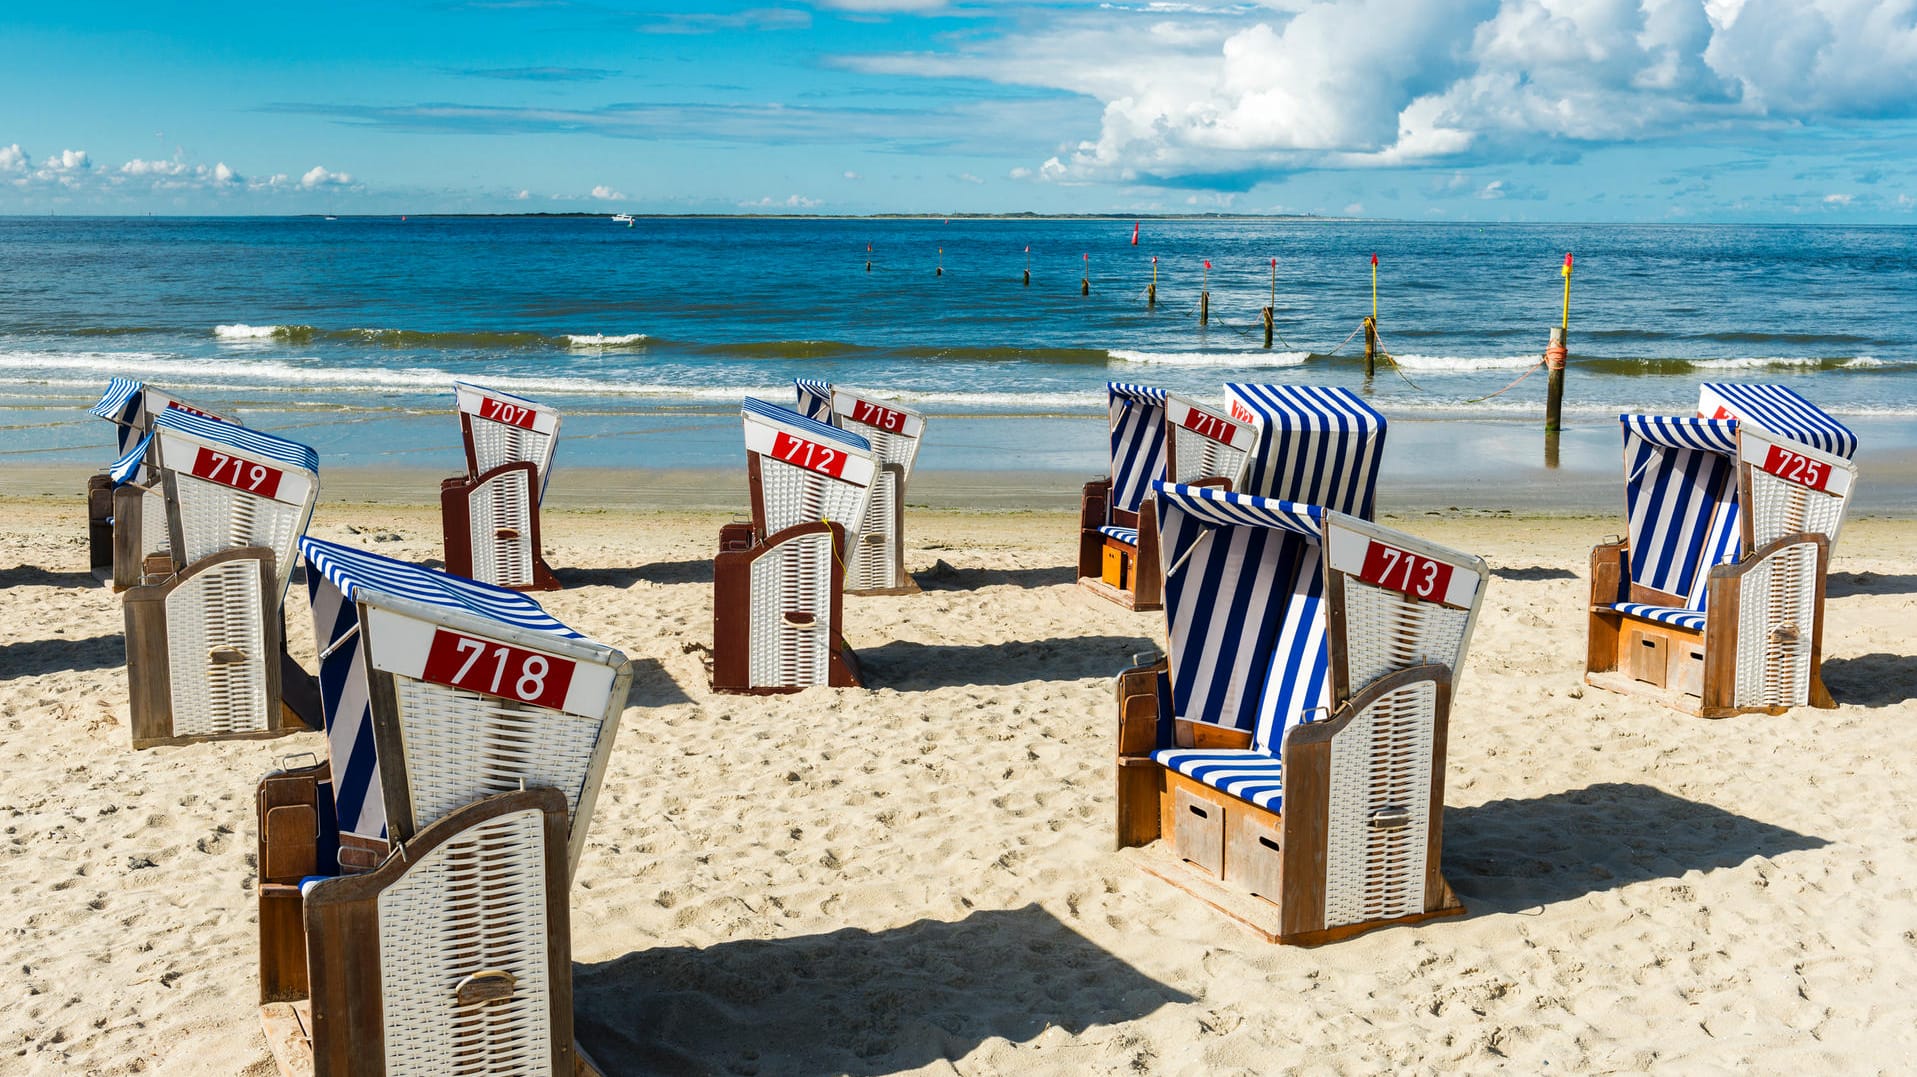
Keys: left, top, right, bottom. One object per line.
{"left": 1263, "top": 257, "right": 1275, "bottom": 349}
{"left": 1546, "top": 252, "right": 1573, "bottom": 435}
{"left": 1023, "top": 245, "right": 1030, "bottom": 286}
{"left": 936, "top": 247, "right": 943, "bottom": 277}
{"left": 1200, "top": 259, "right": 1210, "bottom": 325}
{"left": 866, "top": 242, "right": 872, "bottom": 273}
{"left": 1364, "top": 253, "right": 1378, "bottom": 378}
{"left": 1082, "top": 253, "right": 1089, "bottom": 296}
{"left": 1148, "top": 256, "right": 1157, "bottom": 307}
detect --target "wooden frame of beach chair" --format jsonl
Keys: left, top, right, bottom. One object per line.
{"left": 87, "top": 378, "right": 236, "bottom": 587}
{"left": 713, "top": 398, "right": 876, "bottom": 693}
{"left": 1585, "top": 384, "right": 1858, "bottom": 718}
{"left": 439, "top": 382, "right": 561, "bottom": 592}
{"left": 1078, "top": 383, "right": 1172, "bottom": 610}
{"left": 256, "top": 781, "right": 596, "bottom": 1076}
{"left": 299, "top": 537, "right": 633, "bottom": 878}
{"left": 1115, "top": 482, "right": 1488, "bottom": 945}
{"left": 119, "top": 409, "right": 321, "bottom": 748}
{"left": 795, "top": 379, "right": 927, "bottom": 595}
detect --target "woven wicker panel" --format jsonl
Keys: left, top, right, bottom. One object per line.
{"left": 1747, "top": 467, "right": 1845, "bottom": 550}
{"left": 850, "top": 469, "right": 897, "bottom": 591}
{"left": 760, "top": 458, "right": 866, "bottom": 535}
{"left": 165, "top": 557, "right": 270, "bottom": 736}
{"left": 1339, "top": 578, "right": 1473, "bottom": 697}
{"left": 391, "top": 677, "right": 606, "bottom": 837}
{"left": 1169, "top": 424, "right": 1249, "bottom": 487}
{"left": 467, "top": 470, "right": 534, "bottom": 588}
{"left": 141, "top": 484, "right": 171, "bottom": 561}
{"left": 175, "top": 473, "right": 301, "bottom": 596}
{"left": 748, "top": 531, "right": 832, "bottom": 688}
{"left": 1324, "top": 678, "right": 1437, "bottom": 929}
{"left": 471, "top": 419, "right": 552, "bottom": 479}
{"left": 844, "top": 423, "right": 917, "bottom": 472}
{"left": 376, "top": 806, "right": 554, "bottom": 1076}
{"left": 1734, "top": 539, "right": 1819, "bottom": 709}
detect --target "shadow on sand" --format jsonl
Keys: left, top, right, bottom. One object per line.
{"left": 912, "top": 559, "right": 1075, "bottom": 592}
{"left": 0, "top": 633, "right": 125, "bottom": 680}
{"left": 623, "top": 656, "right": 694, "bottom": 709}
{"left": 575, "top": 904, "right": 1193, "bottom": 1077}
{"left": 0, "top": 565, "right": 103, "bottom": 589}
{"left": 1490, "top": 565, "right": 1579, "bottom": 582}
{"left": 1822, "top": 653, "right": 1917, "bottom": 708}
{"left": 1825, "top": 572, "right": 1917, "bottom": 599}
{"left": 1443, "top": 782, "right": 1828, "bottom": 915}
{"left": 558, "top": 559, "right": 713, "bottom": 589}
{"left": 858, "top": 635, "right": 1155, "bottom": 690}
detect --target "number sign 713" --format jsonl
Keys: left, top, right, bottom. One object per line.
{"left": 1357, "top": 540, "right": 1454, "bottom": 602}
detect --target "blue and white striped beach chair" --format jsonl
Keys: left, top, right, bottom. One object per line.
{"left": 1222, "top": 383, "right": 1387, "bottom": 515}
{"left": 792, "top": 378, "right": 927, "bottom": 594}
{"left": 1079, "top": 383, "right": 1180, "bottom": 610}
{"left": 86, "top": 378, "right": 236, "bottom": 585}
{"left": 1586, "top": 383, "right": 1858, "bottom": 716}
{"left": 714, "top": 398, "right": 877, "bottom": 692}
{"left": 1115, "top": 481, "right": 1488, "bottom": 944}
{"left": 297, "top": 536, "right": 632, "bottom": 877}
{"left": 441, "top": 381, "right": 562, "bottom": 591}
{"left": 120, "top": 410, "right": 321, "bottom": 749}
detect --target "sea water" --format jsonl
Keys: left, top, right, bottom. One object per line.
{"left": 2, "top": 215, "right": 1910, "bottom": 474}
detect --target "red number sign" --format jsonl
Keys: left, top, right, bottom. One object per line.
{"left": 1179, "top": 407, "right": 1235, "bottom": 442}
{"left": 421, "top": 629, "right": 576, "bottom": 709}
{"left": 1762, "top": 444, "right": 1831, "bottom": 491}
{"left": 849, "top": 398, "right": 906, "bottom": 434}
{"left": 165, "top": 402, "right": 220, "bottom": 421}
{"left": 771, "top": 430, "right": 847, "bottom": 477}
{"left": 1229, "top": 399, "right": 1257, "bottom": 424}
{"left": 190, "top": 446, "right": 284, "bottom": 498}
{"left": 1358, "top": 540, "right": 1454, "bottom": 602}
{"left": 478, "top": 396, "right": 537, "bottom": 429}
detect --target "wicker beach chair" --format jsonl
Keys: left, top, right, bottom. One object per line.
{"left": 120, "top": 410, "right": 320, "bottom": 749}
{"left": 1585, "top": 383, "right": 1858, "bottom": 717}
{"left": 256, "top": 783, "right": 591, "bottom": 1076}
{"left": 297, "top": 537, "right": 632, "bottom": 877}
{"left": 794, "top": 378, "right": 927, "bottom": 594}
{"left": 87, "top": 378, "right": 236, "bottom": 586}
{"left": 440, "top": 382, "right": 561, "bottom": 592}
{"left": 1115, "top": 481, "right": 1488, "bottom": 944}
{"left": 1077, "top": 383, "right": 1175, "bottom": 610}
{"left": 713, "top": 398, "right": 876, "bottom": 692}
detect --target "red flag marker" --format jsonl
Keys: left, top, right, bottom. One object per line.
{"left": 1023, "top": 245, "right": 1029, "bottom": 253}
{"left": 1371, "top": 253, "right": 1378, "bottom": 266}
{"left": 1203, "top": 259, "right": 1211, "bottom": 270}
{"left": 1271, "top": 257, "right": 1277, "bottom": 267}
{"left": 1151, "top": 255, "right": 1157, "bottom": 264}
{"left": 1131, "top": 221, "right": 1139, "bottom": 245}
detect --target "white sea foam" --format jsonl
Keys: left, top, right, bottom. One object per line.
{"left": 1108, "top": 349, "right": 1308, "bottom": 368}
{"left": 213, "top": 323, "right": 285, "bottom": 340}
{"left": 1384, "top": 353, "right": 1543, "bottom": 372}
{"left": 563, "top": 333, "right": 648, "bottom": 347}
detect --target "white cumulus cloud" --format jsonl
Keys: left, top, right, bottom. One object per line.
{"left": 590, "top": 184, "right": 625, "bottom": 200}
{"left": 0, "top": 144, "right": 27, "bottom": 173}
{"left": 301, "top": 165, "right": 354, "bottom": 188}
{"left": 738, "top": 194, "right": 823, "bottom": 209}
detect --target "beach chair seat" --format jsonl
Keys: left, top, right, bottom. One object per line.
{"left": 299, "top": 537, "right": 632, "bottom": 877}
{"left": 1116, "top": 482, "right": 1488, "bottom": 944}
{"left": 119, "top": 410, "right": 320, "bottom": 748}
{"left": 795, "top": 378, "right": 926, "bottom": 594}
{"left": 440, "top": 383, "right": 560, "bottom": 591}
{"left": 257, "top": 779, "right": 590, "bottom": 1076}
{"left": 87, "top": 378, "right": 237, "bottom": 587}
{"left": 713, "top": 399, "right": 876, "bottom": 693}
{"left": 1585, "top": 384, "right": 1858, "bottom": 717}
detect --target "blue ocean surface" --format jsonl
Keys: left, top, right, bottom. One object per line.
{"left": 1, "top": 215, "right": 1911, "bottom": 472}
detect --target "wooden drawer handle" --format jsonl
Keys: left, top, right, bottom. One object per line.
{"left": 209, "top": 646, "right": 248, "bottom": 664}
{"left": 495, "top": 529, "right": 521, "bottom": 540}
{"left": 1367, "top": 807, "right": 1411, "bottom": 831}
{"left": 454, "top": 969, "right": 516, "bottom": 1006}
{"left": 1769, "top": 622, "right": 1800, "bottom": 645}
{"left": 783, "top": 611, "right": 816, "bottom": 627}
{"left": 861, "top": 533, "right": 885, "bottom": 545}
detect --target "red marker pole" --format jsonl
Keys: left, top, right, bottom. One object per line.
{"left": 1546, "top": 252, "right": 1573, "bottom": 441}
{"left": 866, "top": 241, "right": 872, "bottom": 273}
{"left": 1081, "top": 252, "right": 1089, "bottom": 296}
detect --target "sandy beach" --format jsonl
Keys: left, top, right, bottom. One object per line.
{"left": 4, "top": 489, "right": 1916, "bottom": 1075}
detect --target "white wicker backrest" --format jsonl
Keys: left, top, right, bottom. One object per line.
{"left": 164, "top": 556, "right": 271, "bottom": 737}
{"left": 1737, "top": 426, "right": 1856, "bottom": 550}
{"left": 455, "top": 382, "right": 560, "bottom": 485}
{"left": 361, "top": 601, "right": 629, "bottom": 876}
{"left": 829, "top": 388, "right": 924, "bottom": 477}
{"left": 1321, "top": 514, "right": 1488, "bottom": 700}
{"left": 1164, "top": 393, "right": 1258, "bottom": 488}
{"left": 152, "top": 419, "right": 316, "bottom": 602}
{"left": 743, "top": 404, "right": 876, "bottom": 536}
{"left": 375, "top": 803, "right": 555, "bottom": 1076}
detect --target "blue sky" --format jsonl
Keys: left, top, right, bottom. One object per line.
{"left": 3, "top": 0, "right": 1915, "bottom": 220}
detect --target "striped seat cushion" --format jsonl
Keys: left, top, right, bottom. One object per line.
{"left": 1152, "top": 748, "right": 1285, "bottom": 811}
{"left": 1099, "top": 525, "right": 1139, "bottom": 547}
{"left": 1611, "top": 602, "right": 1706, "bottom": 632}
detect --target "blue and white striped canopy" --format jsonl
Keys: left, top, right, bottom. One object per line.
{"left": 793, "top": 378, "right": 835, "bottom": 424}
{"left": 1107, "top": 382, "right": 1169, "bottom": 516}
{"left": 155, "top": 408, "right": 320, "bottom": 475}
{"left": 1701, "top": 383, "right": 1856, "bottom": 458}
{"left": 1224, "top": 384, "right": 1386, "bottom": 517}
{"left": 90, "top": 377, "right": 143, "bottom": 424}
{"left": 743, "top": 396, "right": 872, "bottom": 453}
{"left": 299, "top": 537, "right": 583, "bottom": 639}
{"left": 1154, "top": 481, "right": 1330, "bottom": 754}
{"left": 1622, "top": 415, "right": 1738, "bottom": 453}
{"left": 108, "top": 434, "right": 152, "bottom": 486}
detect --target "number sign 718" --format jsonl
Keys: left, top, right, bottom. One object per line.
{"left": 420, "top": 629, "right": 576, "bottom": 710}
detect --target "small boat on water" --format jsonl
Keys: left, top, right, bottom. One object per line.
{"left": 610, "top": 213, "right": 634, "bottom": 227}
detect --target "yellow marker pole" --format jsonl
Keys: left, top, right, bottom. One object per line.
{"left": 1561, "top": 251, "right": 1573, "bottom": 329}
{"left": 1364, "top": 253, "right": 1379, "bottom": 378}
{"left": 1546, "top": 252, "right": 1572, "bottom": 439}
